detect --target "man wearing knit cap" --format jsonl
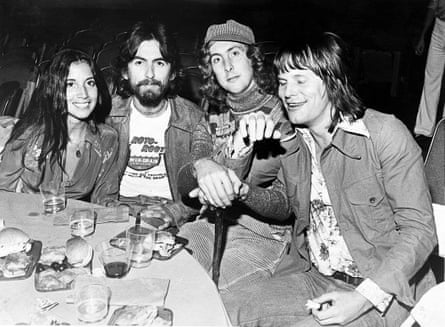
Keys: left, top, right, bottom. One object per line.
{"left": 177, "top": 19, "right": 293, "bottom": 292}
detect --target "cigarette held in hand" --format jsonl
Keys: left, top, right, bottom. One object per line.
{"left": 305, "top": 299, "right": 321, "bottom": 311}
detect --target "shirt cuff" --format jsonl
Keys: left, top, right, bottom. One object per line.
{"left": 355, "top": 278, "right": 393, "bottom": 315}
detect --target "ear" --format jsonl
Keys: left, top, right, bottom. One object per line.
{"left": 169, "top": 71, "right": 176, "bottom": 82}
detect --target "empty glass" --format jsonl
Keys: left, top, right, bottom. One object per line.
{"left": 126, "top": 226, "right": 155, "bottom": 268}
{"left": 39, "top": 180, "right": 66, "bottom": 214}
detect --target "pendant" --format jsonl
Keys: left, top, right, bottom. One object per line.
{"left": 75, "top": 150, "right": 81, "bottom": 158}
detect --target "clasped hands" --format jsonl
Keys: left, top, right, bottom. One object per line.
{"left": 189, "top": 112, "right": 280, "bottom": 209}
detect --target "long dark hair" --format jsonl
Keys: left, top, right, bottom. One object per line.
{"left": 200, "top": 43, "right": 276, "bottom": 110}
{"left": 8, "top": 48, "right": 111, "bottom": 169}
{"left": 274, "top": 32, "right": 365, "bottom": 132}
{"left": 115, "top": 21, "right": 180, "bottom": 98}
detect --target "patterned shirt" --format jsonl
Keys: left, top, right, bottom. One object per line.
{"left": 299, "top": 128, "right": 362, "bottom": 277}
{"left": 298, "top": 119, "right": 393, "bottom": 314}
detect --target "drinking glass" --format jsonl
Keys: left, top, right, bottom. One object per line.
{"left": 96, "top": 240, "right": 131, "bottom": 278}
{"left": 70, "top": 207, "right": 95, "bottom": 237}
{"left": 75, "top": 280, "right": 110, "bottom": 323}
{"left": 126, "top": 226, "right": 155, "bottom": 268}
{"left": 39, "top": 180, "right": 66, "bottom": 214}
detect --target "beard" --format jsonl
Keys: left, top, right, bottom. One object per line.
{"left": 132, "top": 78, "right": 169, "bottom": 107}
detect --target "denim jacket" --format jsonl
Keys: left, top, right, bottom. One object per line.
{"left": 277, "top": 109, "right": 437, "bottom": 307}
{"left": 106, "top": 95, "right": 203, "bottom": 225}
{"left": 0, "top": 122, "right": 119, "bottom": 205}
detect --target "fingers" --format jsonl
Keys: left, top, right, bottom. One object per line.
{"left": 239, "top": 112, "right": 280, "bottom": 143}
{"left": 199, "top": 175, "right": 234, "bottom": 208}
{"left": 188, "top": 187, "right": 200, "bottom": 198}
{"left": 227, "top": 169, "right": 242, "bottom": 195}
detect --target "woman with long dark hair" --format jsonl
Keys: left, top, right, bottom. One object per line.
{"left": 0, "top": 49, "right": 119, "bottom": 205}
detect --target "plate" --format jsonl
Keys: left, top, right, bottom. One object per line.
{"left": 34, "top": 246, "right": 91, "bottom": 292}
{"left": 108, "top": 305, "right": 173, "bottom": 326}
{"left": 110, "top": 231, "right": 188, "bottom": 261}
{"left": 0, "top": 240, "right": 42, "bottom": 281}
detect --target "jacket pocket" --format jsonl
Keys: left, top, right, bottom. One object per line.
{"left": 345, "top": 177, "right": 394, "bottom": 237}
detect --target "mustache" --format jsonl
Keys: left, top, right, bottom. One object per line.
{"left": 136, "top": 79, "right": 162, "bottom": 87}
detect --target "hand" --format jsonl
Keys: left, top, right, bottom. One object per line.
{"left": 193, "top": 159, "right": 242, "bottom": 208}
{"left": 235, "top": 112, "right": 281, "bottom": 146}
{"left": 189, "top": 180, "right": 249, "bottom": 215}
{"left": 414, "top": 37, "right": 425, "bottom": 56}
{"left": 140, "top": 205, "right": 173, "bottom": 230}
{"left": 310, "top": 290, "right": 373, "bottom": 325}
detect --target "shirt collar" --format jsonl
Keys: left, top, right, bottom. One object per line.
{"left": 295, "top": 117, "right": 369, "bottom": 138}
{"left": 336, "top": 116, "right": 370, "bottom": 138}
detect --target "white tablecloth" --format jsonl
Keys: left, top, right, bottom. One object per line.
{"left": 0, "top": 191, "right": 231, "bottom": 326}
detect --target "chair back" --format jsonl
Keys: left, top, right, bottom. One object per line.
{"left": 424, "top": 118, "right": 445, "bottom": 205}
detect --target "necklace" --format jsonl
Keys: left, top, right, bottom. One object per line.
{"left": 68, "top": 140, "right": 83, "bottom": 158}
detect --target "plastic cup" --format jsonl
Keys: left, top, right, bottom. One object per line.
{"left": 39, "top": 180, "right": 66, "bottom": 214}
{"left": 70, "top": 207, "right": 95, "bottom": 237}
{"left": 126, "top": 226, "right": 155, "bottom": 268}
{"left": 96, "top": 240, "right": 131, "bottom": 278}
{"left": 75, "top": 281, "right": 110, "bottom": 323}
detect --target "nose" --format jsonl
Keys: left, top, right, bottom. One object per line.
{"left": 77, "top": 84, "right": 88, "bottom": 98}
{"left": 145, "top": 64, "right": 154, "bottom": 78}
{"left": 224, "top": 58, "right": 233, "bottom": 73}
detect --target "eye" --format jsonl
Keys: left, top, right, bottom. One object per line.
{"left": 211, "top": 56, "right": 221, "bottom": 65}
{"left": 66, "top": 81, "right": 76, "bottom": 88}
{"left": 278, "top": 79, "right": 287, "bottom": 86}
{"left": 86, "top": 79, "right": 96, "bottom": 87}
{"left": 133, "top": 59, "right": 144, "bottom": 66}
{"left": 230, "top": 49, "right": 241, "bottom": 57}
{"left": 156, "top": 60, "right": 167, "bottom": 67}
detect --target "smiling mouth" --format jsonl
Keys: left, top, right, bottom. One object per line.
{"left": 227, "top": 75, "right": 239, "bottom": 82}
{"left": 286, "top": 101, "right": 306, "bottom": 109}
{"left": 73, "top": 102, "right": 91, "bottom": 108}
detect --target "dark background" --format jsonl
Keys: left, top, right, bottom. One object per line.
{"left": 0, "top": 0, "right": 434, "bottom": 133}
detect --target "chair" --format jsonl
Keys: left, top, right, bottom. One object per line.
{"left": 180, "top": 66, "right": 202, "bottom": 104}
{"left": 100, "top": 65, "right": 118, "bottom": 96}
{"left": 359, "top": 49, "right": 401, "bottom": 97}
{"left": 0, "top": 60, "right": 35, "bottom": 88}
{"left": 401, "top": 281, "right": 445, "bottom": 327}
{"left": 424, "top": 118, "right": 445, "bottom": 283}
{"left": 95, "top": 40, "right": 122, "bottom": 69}
{"left": 0, "top": 81, "right": 23, "bottom": 117}
{"left": 62, "top": 29, "right": 105, "bottom": 57}
{"left": 425, "top": 118, "right": 445, "bottom": 205}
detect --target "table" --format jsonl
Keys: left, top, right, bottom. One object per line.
{"left": 0, "top": 192, "right": 231, "bottom": 326}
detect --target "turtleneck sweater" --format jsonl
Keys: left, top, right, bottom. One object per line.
{"left": 226, "top": 82, "right": 282, "bottom": 119}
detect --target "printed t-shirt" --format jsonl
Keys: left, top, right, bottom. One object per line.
{"left": 119, "top": 101, "right": 172, "bottom": 199}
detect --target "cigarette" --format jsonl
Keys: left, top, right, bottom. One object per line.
{"left": 305, "top": 299, "right": 321, "bottom": 310}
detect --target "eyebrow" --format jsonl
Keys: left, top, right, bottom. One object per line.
{"left": 132, "top": 55, "right": 167, "bottom": 62}
{"left": 210, "top": 45, "right": 245, "bottom": 58}
{"left": 278, "top": 73, "right": 307, "bottom": 78}
{"left": 66, "top": 76, "right": 95, "bottom": 82}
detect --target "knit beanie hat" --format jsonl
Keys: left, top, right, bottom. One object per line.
{"left": 204, "top": 20, "right": 255, "bottom": 46}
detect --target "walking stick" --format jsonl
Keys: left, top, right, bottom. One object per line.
{"left": 212, "top": 208, "right": 224, "bottom": 287}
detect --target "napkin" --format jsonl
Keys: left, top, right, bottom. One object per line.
{"left": 106, "top": 278, "right": 170, "bottom": 307}
{"left": 67, "top": 277, "right": 170, "bottom": 307}
{"left": 53, "top": 206, "right": 129, "bottom": 226}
